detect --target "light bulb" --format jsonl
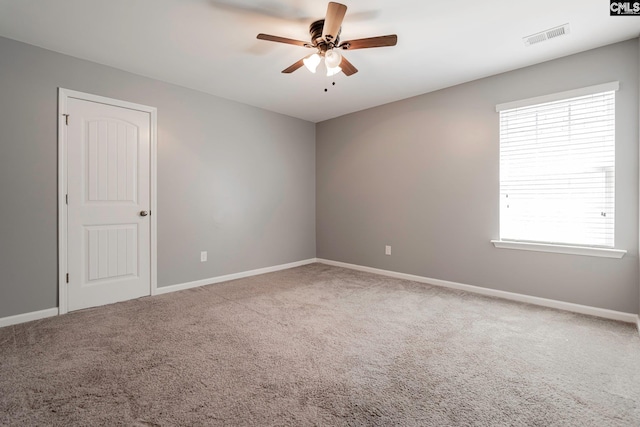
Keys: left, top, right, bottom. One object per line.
{"left": 303, "top": 53, "right": 321, "bottom": 73}
{"left": 324, "top": 49, "right": 342, "bottom": 69}
{"left": 326, "top": 65, "right": 342, "bottom": 77}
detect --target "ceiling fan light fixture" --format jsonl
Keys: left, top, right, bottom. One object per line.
{"left": 326, "top": 65, "right": 342, "bottom": 77}
{"left": 324, "top": 49, "right": 342, "bottom": 69}
{"left": 303, "top": 53, "right": 321, "bottom": 73}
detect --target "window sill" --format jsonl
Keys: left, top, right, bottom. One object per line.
{"left": 491, "top": 240, "right": 626, "bottom": 259}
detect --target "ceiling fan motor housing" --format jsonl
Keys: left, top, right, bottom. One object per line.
{"left": 309, "top": 19, "right": 340, "bottom": 53}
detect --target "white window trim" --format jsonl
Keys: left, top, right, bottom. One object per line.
{"left": 496, "top": 81, "right": 619, "bottom": 112}
{"left": 491, "top": 240, "right": 626, "bottom": 259}
{"left": 494, "top": 81, "right": 624, "bottom": 258}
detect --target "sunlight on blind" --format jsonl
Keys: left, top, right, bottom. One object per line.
{"left": 499, "top": 90, "right": 615, "bottom": 247}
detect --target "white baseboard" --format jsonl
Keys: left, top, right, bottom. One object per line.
{"left": 0, "top": 307, "right": 59, "bottom": 328}
{"left": 1, "top": 259, "right": 317, "bottom": 327}
{"left": 2, "top": 259, "right": 635, "bottom": 331}
{"left": 317, "top": 258, "right": 638, "bottom": 324}
{"left": 154, "top": 258, "right": 318, "bottom": 295}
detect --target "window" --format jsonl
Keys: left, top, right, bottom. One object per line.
{"left": 495, "top": 82, "right": 619, "bottom": 253}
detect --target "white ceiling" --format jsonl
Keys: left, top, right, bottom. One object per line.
{"left": 0, "top": 0, "right": 638, "bottom": 122}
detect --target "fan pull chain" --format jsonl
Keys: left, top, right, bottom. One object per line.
{"left": 324, "top": 81, "right": 336, "bottom": 92}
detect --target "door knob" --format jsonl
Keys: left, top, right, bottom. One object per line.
{"left": 140, "top": 211, "right": 149, "bottom": 217}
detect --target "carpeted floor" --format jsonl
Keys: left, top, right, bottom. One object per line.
{"left": 1, "top": 263, "right": 639, "bottom": 426}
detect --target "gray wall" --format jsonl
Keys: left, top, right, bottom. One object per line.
{"left": 317, "top": 39, "right": 639, "bottom": 314}
{"left": 0, "top": 36, "right": 316, "bottom": 318}
{"left": 1, "top": 34, "right": 638, "bottom": 319}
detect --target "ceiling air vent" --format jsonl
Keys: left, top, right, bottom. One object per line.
{"left": 523, "top": 23, "right": 570, "bottom": 46}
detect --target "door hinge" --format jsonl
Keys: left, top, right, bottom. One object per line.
{"left": 65, "top": 194, "right": 68, "bottom": 205}
{"left": 63, "top": 114, "right": 69, "bottom": 126}
{"left": 66, "top": 273, "right": 69, "bottom": 283}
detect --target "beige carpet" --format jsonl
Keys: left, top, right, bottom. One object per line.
{"left": 1, "top": 263, "right": 639, "bottom": 426}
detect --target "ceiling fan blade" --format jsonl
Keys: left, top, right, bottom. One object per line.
{"left": 322, "top": 2, "right": 347, "bottom": 42}
{"left": 282, "top": 58, "right": 306, "bottom": 74}
{"left": 339, "top": 56, "right": 358, "bottom": 76}
{"left": 340, "top": 35, "right": 398, "bottom": 50}
{"left": 257, "top": 33, "right": 310, "bottom": 48}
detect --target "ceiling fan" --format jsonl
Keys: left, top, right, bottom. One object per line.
{"left": 256, "top": 2, "right": 397, "bottom": 77}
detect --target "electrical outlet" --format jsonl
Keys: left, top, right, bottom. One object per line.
{"left": 200, "top": 251, "right": 207, "bottom": 262}
{"left": 385, "top": 245, "right": 391, "bottom": 255}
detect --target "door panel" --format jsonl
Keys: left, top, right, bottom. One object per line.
{"left": 86, "top": 225, "right": 138, "bottom": 281}
{"left": 67, "top": 98, "right": 150, "bottom": 311}
{"left": 86, "top": 119, "right": 138, "bottom": 203}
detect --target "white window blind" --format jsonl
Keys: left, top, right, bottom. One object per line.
{"left": 498, "top": 84, "right": 616, "bottom": 248}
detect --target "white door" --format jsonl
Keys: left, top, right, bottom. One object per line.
{"left": 66, "top": 97, "right": 151, "bottom": 311}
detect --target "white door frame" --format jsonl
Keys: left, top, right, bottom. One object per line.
{"left": 58, "top": 88, "right": 158, "bottom": 314}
